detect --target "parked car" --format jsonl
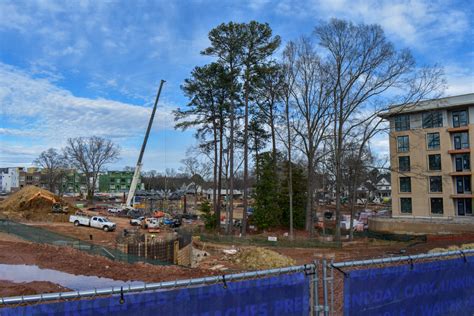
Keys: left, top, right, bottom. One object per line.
{"left": 143, "top": 217, "right": 160, "bottom": 229}
{"left": 69, "top": 214, "right": 116, "bottom": 232}
{"left": 163, "top": 217, "right": 181, "bottom": 228}
{"left": 108, "top": 207, "right": 121, "bottom": 214}
{"left": 130, "top": 216, "right": 145, "bottom": 226}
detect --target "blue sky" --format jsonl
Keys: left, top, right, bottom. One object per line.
{"left": 0, "top": 0, "right": 473, "bottom": 172}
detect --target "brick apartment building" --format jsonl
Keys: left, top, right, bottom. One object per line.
{"left": 382, "top": 93, "right": 474, "bottom": 219}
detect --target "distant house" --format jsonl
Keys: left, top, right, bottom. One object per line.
{"left": 205, "top": 189, "right": 242, "bottom": 201}
{"left": 375, "top": 175, "right": 391, "bottom": 198}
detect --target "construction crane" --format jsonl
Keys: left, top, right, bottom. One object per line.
{"left": 125, "top": 80, "right": 165, "bottom": 210}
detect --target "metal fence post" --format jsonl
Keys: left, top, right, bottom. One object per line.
{"left": 330, "top": 259, "right": 334, "bottom": 316}
{"left": 313, "top": 260, "right": 319, "bottom": 316}
{"left": 322, "top": 259, "right": 329, "bottom": 316}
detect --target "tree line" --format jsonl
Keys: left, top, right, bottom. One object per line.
{"left": 175, "top": 18, "right": 445, "bottom": 241}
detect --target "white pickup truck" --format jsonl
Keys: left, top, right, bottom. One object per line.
{"left": 69, "top": 214, "right": 117, "bottom": 232}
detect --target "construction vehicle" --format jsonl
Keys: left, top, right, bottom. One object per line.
{"left": 26, "top": 192, "right": 69, "bottom": 214}
{"left": 122, "top": 80, "right": 165, "bottom": 212}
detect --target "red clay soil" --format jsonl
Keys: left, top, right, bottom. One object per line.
{"left": 0, "top": 240, "right": 217, "bottom": 285}
{"left": 0, "top": 280, "right": 70, "bottom": 297}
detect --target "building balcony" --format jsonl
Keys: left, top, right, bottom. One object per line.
{"left": 448, "top": 148, "right": 470, "bottom": 154}
{"left": 450, "top": 194, "right": 474, "bottom": 198}
{"left": 449, "top": 171, "right": 472, "bottom": 176}
{"left": 447, "top": 126, "right": 469, "bottom": 133}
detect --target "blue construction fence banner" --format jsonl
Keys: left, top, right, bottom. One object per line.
{"left": 344, "top": 257, "right": 474, "bottom": 316}
{"left": 1, "top": 272, "right": 310, "bottom": 316}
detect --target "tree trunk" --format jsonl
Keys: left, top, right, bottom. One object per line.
{"left": 227, "top": 101, "right": 235, "bottom": 235}
{"left": 242, "top": 82, "right": 249, "bottom": 236}
{"left": 334, "top": 105, "right": 344, "bottom": 242}
{"left": 269, "top": 102, "right": 277, "bottom": 172}
{"left": 348, "top": 171, "right": 358, "bottom": 241}
{"left": 217, "top": 118, "right": 224, "bottom": 227}
{"left": 213, "top": 123, "right": 218, "bottom": 216}
{"left": 305, "top": 153, "right": 313, "bottom": 232}
{"left": 286, "top": 99, "right": 294, "bottom": 240}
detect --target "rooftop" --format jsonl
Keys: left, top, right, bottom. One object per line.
{"left": 380, "top": 93, "right": 474, "bottom": 118}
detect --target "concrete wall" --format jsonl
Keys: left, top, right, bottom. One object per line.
{"left": 369, "top": 217, "right": 474, "bottom": 234}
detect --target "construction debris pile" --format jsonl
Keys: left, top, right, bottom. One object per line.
{"left": 230, "top": 247, "right": 296, "bottom": 270}
{"left": 0, "top": 186, "right": 75, "bottom": 222}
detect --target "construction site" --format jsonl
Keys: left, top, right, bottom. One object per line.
{"left": 1, "top": 4, "right": 474, "bottom": 314}
{"left": 0, "top": 184, "right": 472, "bottom": 299}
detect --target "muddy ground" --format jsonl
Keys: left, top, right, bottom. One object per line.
{"left": 0, "top": 239, "right": 217, "bottom": 285}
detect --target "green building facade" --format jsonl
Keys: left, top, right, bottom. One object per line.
{"left": 99, "top": 171, "right": 144, "bottom": 193}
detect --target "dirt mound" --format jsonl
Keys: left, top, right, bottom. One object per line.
{"left": 232, "top": 247, "right": 296, "bottom": 270}
{"left": 0, "top": 186, "right": 76, "bottom": 222}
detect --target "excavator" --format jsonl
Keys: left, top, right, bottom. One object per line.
{"left": 26, "top": 192, "right": 69, "bottom": 214}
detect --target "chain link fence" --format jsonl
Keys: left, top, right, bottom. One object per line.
{"left": 0, "top": 219, "right": 169, "bottom": 265}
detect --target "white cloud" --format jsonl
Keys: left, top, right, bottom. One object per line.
{"left": 275, "top": 0, "right": 470, "bottom": 48}
{"left": 0, "top": 2, "right": 33, "bottom": 32}
{"left": 444, "top": 64, "right": 474, "bottom": 96}
{"left": 0, "top": 62, "right": 176, "bottom": 147}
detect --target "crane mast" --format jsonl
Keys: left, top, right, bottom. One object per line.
{"left": 126, "top": 80, "right": 165, "bottom": 208}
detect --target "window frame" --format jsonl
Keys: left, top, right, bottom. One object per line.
{"left": 397, "top": 135, "right": 409, "bottom": 152}
{"left": 454, "top": 154, "right": 470, "bottom": 172}
{"left": 426, "top": 132, "right": 440, "bottom": 150}
{"left": 399, "top": 177, "right": 411, "bottom": 193}
{"left": 394, "top": 114, "right": 410, "bottom": 131}
{"left": 428, "top": 154, "right": 442, "bottom": 171}
{"left": 422, "top": 111, "right": 443, "bottom": 129}
{"left": 455, "top": 176, "right": 471, "bottom": 194}
{"left": 398, "top": 156, "right": 410, "bottom": 172}
{"left": 452, "top": 109, "right": 468, "bottom": 128}
{"left": 453, "top": 132, "right": 469, "bottom": 150}
{"left": 400, "top": 198, "right": 412, "bottom": 214}
{"left": 429, "top": 176, "right": 443, "bottom": 193}
{"left": 430, "top": 198, "right": 444, "bottom": 215}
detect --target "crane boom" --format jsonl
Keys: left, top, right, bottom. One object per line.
{"left": 126, "top": 80, "right": 165, "bottom": 207}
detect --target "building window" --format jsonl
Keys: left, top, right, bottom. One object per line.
{"left": 454, "top": 154, "right": 470, "bottom": 171}
{"left": 455, "top": 176, "right": 471, "bottom": 194}
{"left": 429, "top": 176, "right": 442, "bottom": 192}
{"left": 453, "top": 132, "right": 469, "bottom": 149}
{"left": 397, "top": 136, "right": 409, "bottom": 152}
{"left": 428, "top": 154, "right": 442, "bottom": 171}
{"left": 400, "top": 177, "right": 411, "bottom": 192}
{"left": 400, "top": 198, "right": 412, "bottom": 214}
{"left": 426, "top": 132, "right": 440, "bottom": 150}
{"left": 452, "top": 110, "right": 468, "bottom": 128}
{"left": 457, "top": 198, "right": 473, "bottom": 216}
{"left": 430, "top": 198, "right": 444, "bottom": 214}
{"left": 422, "top": 111, "right": 443, "bottom": 128}
{"left": 395, "top": 114, "right": 410, "bottom": 131}
{"left": 398, "top": 156, "right": 410, "bottom": 172}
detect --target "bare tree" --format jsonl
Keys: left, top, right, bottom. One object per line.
{"left": 315, "top": 19, "right": 445, "bottom": 241}
{"left": 286, "top": 37, "right": 332, "bottom": 232}
{"left": 33, "top": 148, "right": 68, "bottom": 194}
{"left": 180, "top": 153, "right": 212, "bottom": 212}
{"left": 64, "top": 136, "right": 120, "bottom": 201}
